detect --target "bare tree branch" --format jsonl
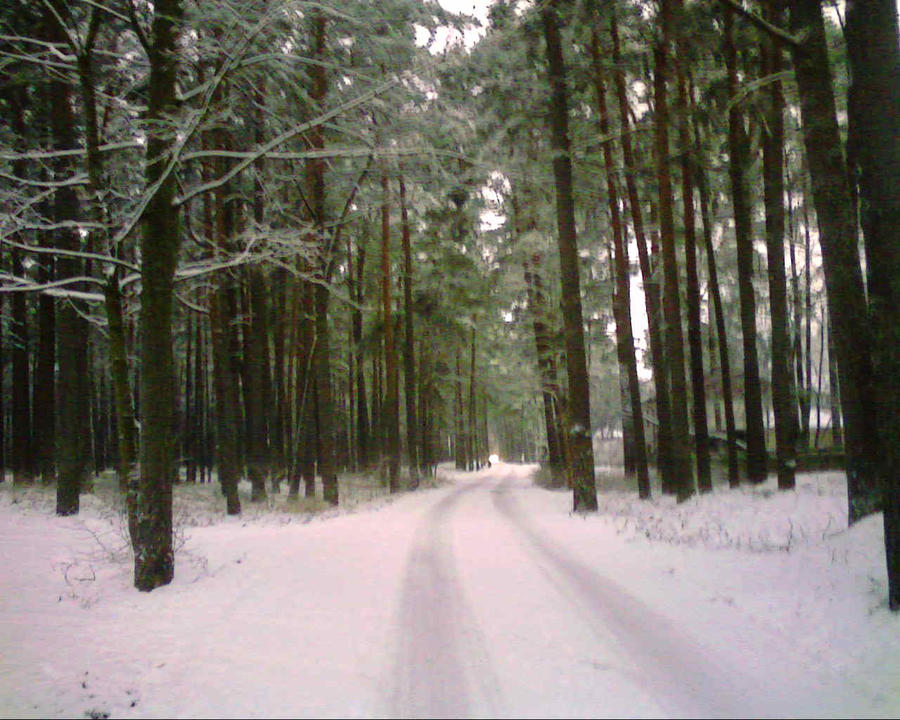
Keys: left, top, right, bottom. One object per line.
{"left": 716, "top": 0, "right": 804, "bottom": 48}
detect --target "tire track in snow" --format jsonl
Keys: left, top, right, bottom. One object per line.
{"left": 491, "top": 474, "right": 771, "bottom": 719}
{"left": 388, "top": 480, "right": 500, "bottom": 718}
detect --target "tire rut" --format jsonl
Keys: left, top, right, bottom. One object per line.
{"left": 388, "top": 480, "right": 500, "bottom": 718}
{"left": 491, "top": 476, "right": 766, "bottom": 719}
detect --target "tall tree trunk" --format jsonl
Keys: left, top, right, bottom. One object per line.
{"left": 244, "top": 267, "right": 271, "bottom": 501}
{"left": 468, "top": 325, "right": 478, "bottom": 470}
{"left": 787, "top": 0, "right": 880, "bottom": 521}
{"left": 589, "top": 37, "right": 650, "bottom": 498}
{"left": 33, "top": 255, "right": 56, "bottom": 483}
{"left": 381, "top": 169, "right": 400, "bottom": 491}
{"left": 399, "top": 174, "right": 419, "bottom": 484}
{"left": 694, "top": 114, "right": 740, "bottom": 487}
{"left": 46, "top": 64, "right": 90, "bottom": 514}
{"left": 610, "top": 10, "right": 675, "bottom": 491}
{"left": 724, "top": 5, "right": 768, "bottom": 483}
{"left": 540, "top": 0, "right": 597, "bottom": 511}
{"left": 455, "top": 347, "right": 466, "bottom": 471}
{"left": 0, "top": 295, "right": 4, "bottom": 479}
{"left": 675, "top": 63, "right": 711, "bottom": 494}
{"left": 307, "top": 10, "right": 338, "bottom": 506}
{"left": 184, "top": 312, "right": 197, "bottom": 484}
{"left": 787, "top": 175, "right": 811, "bottom": 450}
{"left": 354, "top": 242, "right": 370, "bottom": 469}
{"left": 654, "top": 0, "right": 694, "bottom": 501}
{"left": 6, "top": 85, "right": 33, "bottom": 485}
{"left": 105, "top": 275, "right": 137, "bottom": 498}
{"left": 802, "top": 185, "right": 814, "bottom": 447}
{"left": 844, "top": 0, "right": 900, "bottom": 611}
{"left": 290, "top": 278, "right": 317, "bottom": 500}
{"left": 134, "top": 0, "right": 183, "bottom": 591}
{"left": 210, "top": 279, "right": 243, "bottom": 516}
{"left": 207, "top": 143, "right": 242, "bottom": 516}
{"left": 827, "top": 324, "right": 843, "bottom": 447}
{"left": 513, "top": 189, "right": 566, "bottom": 488}
{"left": 761, "top": 0, "right": 797, "bottom": 491}
{"left": 523, "top": 254, "right": 566, "bottom": 488}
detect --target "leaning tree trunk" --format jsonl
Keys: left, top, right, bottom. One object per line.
{"left": 540, "top": 0, "right": 597, "bottom": 512}
{"left": 844, "top": 0, "right": 900, "bottom": 610}
{"left": 788, "top": 0, "right": 880, "bottom": 522}
{"left": 134, "top": 0, "right": 183, "bottom": 591}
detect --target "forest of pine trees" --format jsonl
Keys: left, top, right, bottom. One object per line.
{"left": 0, "top": 0, "right": 896, "bottom": 609}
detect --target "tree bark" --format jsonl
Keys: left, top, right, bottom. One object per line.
{"left": 589, "top": 37, "right": 650, "bottom": 498}
{"left": 540, "top": 0, "right": 597, "bottom": 512}
{"left": 724, "top": 5, "right": 768, "bottom": 483}
{"left": 399, "top": 174, "right": 419, "bottom": 484}
{"left": 844, "top": 0, "right": 900, "bottom": 611}
{"left": 674, "top": 58, "right": 712, "bottom": 494}
{"left": 381, "top": 169, "right": 400, "bottom": 491}
{"left": 244, "top": 267, "right": 271, "bottom": 501}
{"left": 787, "top": 0, "right": 880, "bottom": 521}
{"left": 694, "top": 94, "right": 740, "bottom": 488}
{"left": 354, "top": 242, "right": 370, "bottom": 469}
{"left": 654, "top": 0, "right": 694, "bottom": 501}
{"left": 46, "top": 66, "right": 90, "bottom": 515}
{"left": 134, "top": 0, "right": 183, "bottom": 590}
{"left": 761, "top": 0, "right": 798, "bottom": 491}
{"left": 307, "top": 9, "right": 338, "bottom": 506}
{"left": 610, "top": 10, "right": 675, "bottom": 492}
{"left": 33, "top": 255, "right": 56, "bottom": 484}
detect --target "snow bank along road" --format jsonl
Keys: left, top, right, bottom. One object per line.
{"left": 1, "top": 463, "right": 885, "bottom": 718}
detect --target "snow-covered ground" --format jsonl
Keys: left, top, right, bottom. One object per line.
{"left": 0, "top": 463, "right": 897, "bottom": 718}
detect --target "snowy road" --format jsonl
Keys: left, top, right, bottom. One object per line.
{"left": 388, "top": 466, "right": 779, "bottom": 718}
{"left": 1, "top": 462, "right": 894, "bottom": 718}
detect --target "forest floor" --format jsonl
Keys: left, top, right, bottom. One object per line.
{"left": 0, "top": 462, "right": 897, "bottom": 718}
